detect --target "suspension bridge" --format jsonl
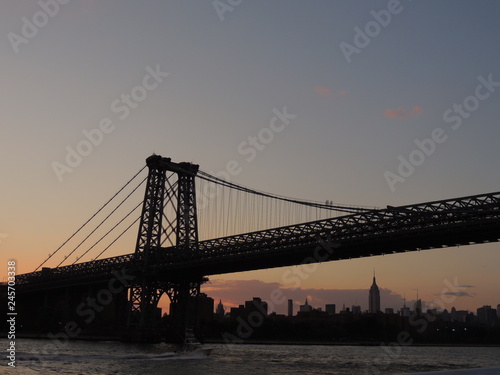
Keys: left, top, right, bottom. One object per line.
{"left": 13, "top": 155, "right": 500, "bottom": 341}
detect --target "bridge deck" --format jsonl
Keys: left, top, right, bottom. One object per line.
{"left": 16, "top": 191, "right": 500, "bottom": 291}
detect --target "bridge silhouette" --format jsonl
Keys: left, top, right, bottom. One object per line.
{"left": 15, "top": 155, "right": 500, "bottom": 342}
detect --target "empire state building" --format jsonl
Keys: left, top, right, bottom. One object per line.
{"left": 369, "top": 273, "right": 380, "bottom": 313}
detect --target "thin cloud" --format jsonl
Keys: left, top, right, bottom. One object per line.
{"left": 314, "top": 86, "right": 347, "bottom": 98}
{"left": 440, "top": 292, "right": 473, "bottom": 297}
{"left": 315, "top": 86, "right": 333, "bottom": 97}
{"left": 384, "top": 106, "right": 423, "bottom": 119}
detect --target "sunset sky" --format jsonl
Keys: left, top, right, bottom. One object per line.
{"left": 1, "top": 1, "right": 499, "bottom": 315}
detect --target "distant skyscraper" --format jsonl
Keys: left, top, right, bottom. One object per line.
{"left": 477, "top": 305, "right": 496, "bottom": 327}
{"left": 198, "top": 293, "right": 214, "bottom": 322}
{"left": 215, "top": 299, "right": 225, "bottom": 317}
{"left": 451, "top": 306, "right": 457, "bottom": 321}
{"left": 352, "top": 305, "right": 361, "bottom": 314}
{"left": 451, "top": 307, "right": 469, "bottom": 323}
{"left": 245, "top": 297, "right": 268, "bottom": 316}
{"left": 288, "top": 299, "right": 293, "bottom": 317}
{"left": 441, "top": 309, "right": 451, "bottom": 322}
{"left": 400, "top": 306, "right": 410, "bottom": 317}
{"left": 414, "top": 289, "right": 422, "bottom": 314}
{"left": 340, "top": 304, "right": 347, "bottom": 314}
{"left": 369, "top": 272, "right": 380, "bottom": 313}
{"left": 326, "top": 304, "right": 336, "bottom": 316}
{"left": 414, "top": 299, "right": 422, "bottom": 314}
{"left": 400, "top": 295, "right": 410, "bottom": 317}
{"left": 299, "top": 298, "right": 313, "bottom": 312}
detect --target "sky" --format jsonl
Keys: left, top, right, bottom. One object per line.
{"left": 1, "top": 1, "right": 499, "bottom": 316}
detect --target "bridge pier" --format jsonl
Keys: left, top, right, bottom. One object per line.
{"left": 124, "top": 277, "right": 164, "bottom": 342}
{"left": 122, "top": 278, "right": 204, "bottom": 343}
{"left": 165, "top": 279, "right": 203, "bottom": 343}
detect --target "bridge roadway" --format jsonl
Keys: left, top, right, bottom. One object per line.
{"left": 16, "top": 191, "right": 500, "bottom": 292}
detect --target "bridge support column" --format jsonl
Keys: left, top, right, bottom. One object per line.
{"left": 125, "top": 155, "right": 202, "bottom": 342}
{"left": 125, "top": 280, "right": 164, "bottom": 341}
{"left": 166, "top": 279, "right": 203, "bottom": 343}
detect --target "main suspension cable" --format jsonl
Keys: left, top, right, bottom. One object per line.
{"left": 196, "top": 170, "right": 374, "bottom": 214}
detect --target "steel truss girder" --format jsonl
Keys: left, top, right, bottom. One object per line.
{"left": 16, "top": 190, "right": 500, "bottom": 290}
{"left": 151, "top": 190, "right": 500, "bottom": 275}
{"left": 127, "top": 281, "right": 165, "bottom": 326}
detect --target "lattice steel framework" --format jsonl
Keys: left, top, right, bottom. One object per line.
{"left": 17, "top": 191, "right": 500, "bottom": 292}
{"left": 127, "top": 155, "right": 201, "bottom": 331}
{"left": 176, "top": 169, "right": 199, "bottom": 251}
{"left": 134, "top": 156, "right": 167, "bottom": 255}
{"left": 14, "top": 158, "right": 500, "bottom": 340}
{"left": 165, "top": 280, "right": 203, "bottom": 333}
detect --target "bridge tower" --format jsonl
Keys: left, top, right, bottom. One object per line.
{"left": 126, "top": 155, "right": 202, "bottom": 341}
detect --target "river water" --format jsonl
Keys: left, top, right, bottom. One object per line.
{"left": 4, "top": 339, "right": 500, "bottom": 375}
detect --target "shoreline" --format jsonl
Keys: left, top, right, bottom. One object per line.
{"left": 7, "top": 333, "right": 500, "bottom": 347}
{"left": 204, "top": 338, "right": 500, "bottom": 347}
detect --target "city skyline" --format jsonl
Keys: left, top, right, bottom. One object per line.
{"left": 206, "top": 275, "right": 500, "bottom": 318}
{"left": 202, "top": 273, "right": 497, "bottom": 316}
{"left": 1, "top": 1, "right": 499, "bottom": 315}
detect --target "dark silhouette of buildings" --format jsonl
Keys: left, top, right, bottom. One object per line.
{"left": 326, "top": 304, "right": 336, "bottom": 316}
{"left": 215, "top": 299, "right": 225, "bottom": 319}
{"left": 246, "top": 297, "right": 268, "bottom": 315}
{"left": 352, "top": 305, "right": 361, "bottom": 314}
{"left": 203, "top": 271, "right": 499, "bottom": 345}
{"left": 198, "top": 293, "right": 214, "bottom": 323}
{"left": 477, "top": 305, "right": 497, "bottom": 327}
{"left": 299, "top": 298, "right": 313, "bottom": 313}
{"left": 230, "top": 297, "right": 268, "bottom": 319}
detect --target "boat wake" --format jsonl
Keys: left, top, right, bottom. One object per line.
{"left": 16, "top": 349, "right": 211, "bottom": 363}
